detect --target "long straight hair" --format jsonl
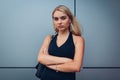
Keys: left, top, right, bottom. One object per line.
{"left": 52, "top": 5, "right": 82, "bottom": 36}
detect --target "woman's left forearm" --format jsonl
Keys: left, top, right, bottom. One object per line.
{"left": 46, "top": 61, "right": 82, "bottom": 72}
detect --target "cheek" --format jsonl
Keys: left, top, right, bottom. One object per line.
{"left": 53, "top": 21, "right": 57, "bottom": 26}
{"left": 64, "top": 20, "right": 70, "bottom": 27}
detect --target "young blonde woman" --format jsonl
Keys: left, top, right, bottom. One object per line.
{"left": 37, "top": 5, "right": 84, "bottom": 80}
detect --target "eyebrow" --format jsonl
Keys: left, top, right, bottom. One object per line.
{"left": 53, "top": 16, "right": 67, "bottom": 19}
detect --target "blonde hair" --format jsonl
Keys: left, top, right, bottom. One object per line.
{"left": 52, "top": 5, "right": 82, "bottom": 36}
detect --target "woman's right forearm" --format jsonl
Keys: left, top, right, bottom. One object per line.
{"left": 37, "top": 54, "right": 72, "bottom": 65}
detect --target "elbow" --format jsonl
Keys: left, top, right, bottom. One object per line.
{"left": 37, "top": 57, "right": 40, "bottom": 62}
{"left": 37, "top": 57, "right": 41, "bottom": 63}
{"left": 37, "top": 54, "right": 43, "bottom": 63}
{"left": 74, "top": 66, "right": 82, "bottom": 72}
{"left": 75, "top": 68, "right": 81, "bottom": 72}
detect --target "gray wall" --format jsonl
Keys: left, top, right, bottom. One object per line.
{"left": 0, "top": 0, "right": 74, "bottom": 80}
{"left": 77, "top": 0, "right": 120, "bottom": 67}
{"left": 0, "top": 0, "right": 74, "bottom": 67}
{"left": 76, "top": 0, "right": 120, "bottom": 80}
{"left": 0, "top": 0, "right": 120, "bottom": 80}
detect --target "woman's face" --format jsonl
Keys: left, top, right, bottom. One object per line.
{"left": 52, "top": 11, "right": 71, "bottom": 32}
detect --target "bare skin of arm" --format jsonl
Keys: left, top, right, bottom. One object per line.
{"left": 46, "top": 36, "right": 84, "bottom": 72}
{"left": 37, "top": 35, "right": 72, "bottom": 65}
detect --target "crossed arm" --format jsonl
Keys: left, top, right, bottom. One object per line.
{"left": 37, "top": 35, "right": 84, "bottom": 72}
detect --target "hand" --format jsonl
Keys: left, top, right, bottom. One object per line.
{"left": 46, "top": 65, "right": 56, "bottom": 70}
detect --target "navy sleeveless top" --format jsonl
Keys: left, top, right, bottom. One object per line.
{"left": 41, "top": 32, "right": 75, "bottom": 80}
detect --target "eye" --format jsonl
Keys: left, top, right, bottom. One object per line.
{"left": 60, "top": 16, "right": 66, "bottom": 20}
{"left": 53, "top": 17, "right": 58, "bottom": 21}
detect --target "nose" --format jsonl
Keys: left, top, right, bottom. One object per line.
{"left": 57, "top": 19, "right": 62, "bottom": 24}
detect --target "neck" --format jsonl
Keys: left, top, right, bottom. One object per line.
{"left": 58, "top": 30, "right": 70, "bottom": 37}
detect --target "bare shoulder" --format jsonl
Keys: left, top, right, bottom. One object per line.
{"left": 43, "top": 35, "right": 52, "bottom": 43}
{"left": 72, "top": 34, "right": 84, "bottom": 45}
{"left": 46, "top": 35, "right": 52, "bottom": 39}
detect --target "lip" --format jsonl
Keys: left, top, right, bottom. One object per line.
{"left": 58, "top": 25, "right": 64, "bottom": 27}
{"left": 58, "top": 26, "right": 64, "bottom": 28}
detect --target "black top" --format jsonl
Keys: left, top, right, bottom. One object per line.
{"left": 41, "top": 32, "right": 75, "bottom": 80}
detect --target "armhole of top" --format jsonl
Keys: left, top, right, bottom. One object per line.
{"left": 72, "top": 34, "right": 78, "bottom": 46}
{"left": 47, "top": 34, "right": 55, "bottom": 42}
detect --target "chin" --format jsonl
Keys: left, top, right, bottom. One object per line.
{"left": 58, "top": 28, "right": 66, "bottom": 31}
